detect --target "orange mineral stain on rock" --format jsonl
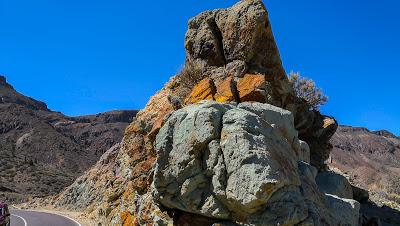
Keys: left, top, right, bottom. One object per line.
{"left": 121, "top": 211, "right": 136, "bottom": 226}
{"left": 215, "top": 76, "right": 236, "bottom": 102}
{"left": 185, "top": 78, "right": 216, "bottom": 104}
{"left": 237, "top": 74, "right": 266, "bottom": 103}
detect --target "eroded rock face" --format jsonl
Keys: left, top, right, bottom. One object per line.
{"left": 297, "top": 162, "right": 337, "bottom": 226}
{"left": 184, "top": 78, "right": 216, "bottom": 105}
{"left": 326, "top": 194, "right": 360, "bottom": 226}
{"left": 183, "top": 0, "right": 337, "bottom": 171}
{"left": 47, "top": 1, "right": 348, "bottom": 225}
{"left": 236, "top": 74, "right": 267, "bottom": 103}
{"left": 300, "top": 113, "right": 338, "bottom": 170}
{"left": 184, "top": 0, "right": 292, "bottom": 107}
{"left": 152, "top": 101, "right": 352, "bottom": 226}
{"left": 316, "top": 171, "right": 353, "bottom": 199}
{"left": 153, "top": 101, "right": 309, "bottom": 224}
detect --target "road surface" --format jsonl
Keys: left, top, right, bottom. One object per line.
{"left": 10, "top": 209, "right": 81, "bottom": 226}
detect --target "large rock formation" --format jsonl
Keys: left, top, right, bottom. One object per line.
{"left": 152, "top": 101, "right": 359, "bottom": 225}
{"left": 182, "top": 0, "right": 337, "bottom": 170}
{"left": 154, "top": 102, "right": 303, "bottom": 222}
{"left": 47, "top": 1, "right": 391, "bottom": 225}
{"left": 184, "top": 0, "right": 292, "bottom": 107}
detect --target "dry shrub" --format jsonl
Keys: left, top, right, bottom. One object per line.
{"left": 289, "top": 71, "right": 328, "bottom": 110}
{"left": 173, "top": 59, "right": 207, "bottom": 99}
{"left": 178, "top": 59, "right": 206, "bottom": 90}
{"left": 388, "top": 176, "right": 400, "bottom": 195}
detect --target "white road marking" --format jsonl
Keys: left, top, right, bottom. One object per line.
{"left": 11, "top": 214, "right": 28, "bottom": 226}
{"left": 21, "top": 210, "right": 82, "bottom": 226}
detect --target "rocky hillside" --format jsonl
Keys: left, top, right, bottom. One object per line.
{"left": 0, "top": 75, "right": 137, "bottom": 202}
{"left": 330, "top": 126, "right": 400, "bottom": 210}
{"left": 42, "top": 1, "right": 400, "bottom": 226}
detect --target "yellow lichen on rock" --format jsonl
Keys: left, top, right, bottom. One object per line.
{"left": 237, "top": 74, "right": 266, "bottom": 103}
{"left": 214, "top": 76, "right": 236, "bottom": 102}
{"left": 121, "top": 210, "right": 136, "bottom": 226}
{"left": 184, "top": 78, "right": 216, "bottom": 104}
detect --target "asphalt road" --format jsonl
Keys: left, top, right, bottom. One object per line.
{"left": 10, "top": 209, "right": 81, "bottom": 226}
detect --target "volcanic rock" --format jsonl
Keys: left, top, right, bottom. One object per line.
{"left": 45, "top": 1, "right": 350, "bottom": 225}
{"left": 236, "top": 74, "right": 266, "bottom": 103}
{"left": 183, "top": 0, "right": 337, "bottom": 170}
{"left": 316, "top": 171, "right": 353, "bottom": 199}
{"left": 152, "top": 101, "right": 357, "bottom": 225}
{"left": 184, "top": 78, "right": 216, "bottom": 105}
{"left": 214, "top": 76, "right": 236, "bottom": 103}
{"left": 325, "top": 194, "right": 360, "bottom": 226}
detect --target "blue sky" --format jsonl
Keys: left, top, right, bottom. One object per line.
{"left": 0, "top": 0, "right": 399, "bottom": 135}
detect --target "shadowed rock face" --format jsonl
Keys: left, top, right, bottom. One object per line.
{"left": 0, "top": 77, "right": 137, "bottom": 203}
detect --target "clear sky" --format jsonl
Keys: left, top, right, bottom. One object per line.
{"left": 1, "top": 0, "right": 399, "bottom": 135}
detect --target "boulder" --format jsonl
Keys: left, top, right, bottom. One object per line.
{"left": 185, "top": 74, "right": 269, "bottom": 105}
{"left": 153, "top": 101, "right": 308, "bottom": 225}
{"left": 359, "top": 214, "right": 381, "bottom": 226}
{"left": 359, "top": 201, "right": 400, "bottom": 226}
{"left": 183, "top": 0, "right": 338, "bottom": 172}
{"left": 185, "top": 0, "right": 293, "bottom": 108}
{"left": 297, "top": 162, "right": 338, "bottom": 226}
{"left": 325, "top": 194, "right": 360, "bottom": 226}
{"left": 214, "top": 0, "right": 287, "bottom": 81}
{"left": 316, "top": 171, "right": 353, "bottom": 199}
{"left": 185, "top": 11, "right": 225, "bottom": 67}
{"left": 135, "top": 192, "right": 173, "bottom": 226}
{"left": 237, "top": 102, "right": 301, "bottom": 155}
{"left": 297, "top": 162, "right": 360, "bottom": 226}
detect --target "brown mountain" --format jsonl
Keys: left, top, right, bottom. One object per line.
{"left": 330, "top": 126, "right": 400, "bottom": 209}
{"left": 0, "top": 75, "right": 137, "bottom": 203}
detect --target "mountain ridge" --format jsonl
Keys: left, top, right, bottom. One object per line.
{"left": 0, "top": 75, "right": 137, "bottom": 203}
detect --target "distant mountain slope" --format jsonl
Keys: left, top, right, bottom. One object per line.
{"left": 0, "top": 76, "right": 137, "bottom": 202}
{"left": 330, "top": 126, "right": 400, "bottom": 209}
{"left": 0, "top": 76, "right": 48, "bottom": 111}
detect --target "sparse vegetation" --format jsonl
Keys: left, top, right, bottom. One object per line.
{"left": 388, "top": 193, "right": 400, "bottom": 204}
{"left": 388, "top": 177, "right": 400, "bottom": 195}
{"left": 171, "top": 59, "right": 207, "bottom": 100}
{"left": 288, "top": 71, "right": 328, "bottom": 110}
{"left": 178, "top": 59, "right": 206, "bottom": 90}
